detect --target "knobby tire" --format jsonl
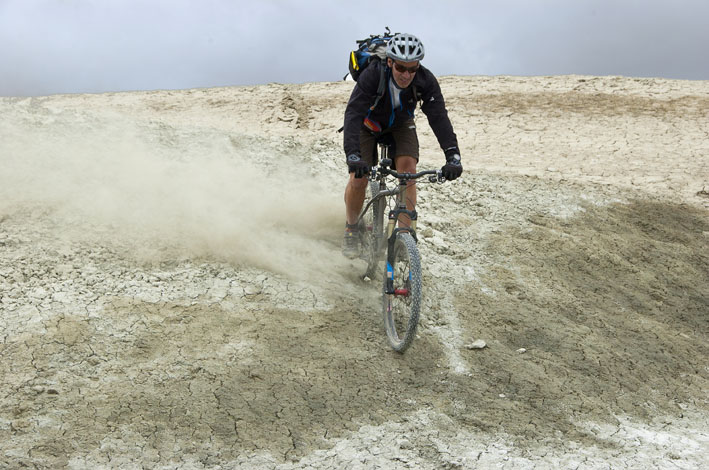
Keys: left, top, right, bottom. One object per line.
{"left": 383, "top": 232, "right": 422, "bottom": 353}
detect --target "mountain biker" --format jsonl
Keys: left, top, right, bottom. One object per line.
{"left": 342, "top": 33, "right": 463, "bottom": 259}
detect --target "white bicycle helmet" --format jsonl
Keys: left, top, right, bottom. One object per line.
{"left": 386, "top": 33, "right": 425, "bottom": 62}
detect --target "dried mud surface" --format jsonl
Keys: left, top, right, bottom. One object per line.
{"left": 1, "top": 75, "right": 708, "bottom": 469}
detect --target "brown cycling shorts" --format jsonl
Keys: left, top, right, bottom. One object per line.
{"left": 359, "top": 118, "right": 419, "bottom": 167}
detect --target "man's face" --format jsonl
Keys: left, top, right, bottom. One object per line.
{"left": 388, "top": 58, "right": 419, "bottom": 88}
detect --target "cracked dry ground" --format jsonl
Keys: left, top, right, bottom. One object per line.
{"left": 2, "top": 76, "right": 709, "bottom": 469}
{"left": 2, "top": 196, "right": 707, "bottom": 469}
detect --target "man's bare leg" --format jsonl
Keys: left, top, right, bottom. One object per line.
{"left": 344, "top": 173, "right": 368, "bottom": 225}
{"left": 394, "top": 155, "right": 417, "bottom": 228}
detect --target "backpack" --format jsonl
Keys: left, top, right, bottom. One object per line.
{"left": 346, "top": 28, "right": 396, "bottom": 81}
{"left": 337, "top": 29, "right": 396, "bottom": 134}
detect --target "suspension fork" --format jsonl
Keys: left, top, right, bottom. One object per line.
{"left": 386, "top": 177, "right": 418, "bottom": 239}
{"left": 385, "top": 178, "right": 417, "bottom": 295}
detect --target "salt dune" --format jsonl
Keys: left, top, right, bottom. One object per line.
{"left": 1, "top": 75, "right": 708, "bottom": 469}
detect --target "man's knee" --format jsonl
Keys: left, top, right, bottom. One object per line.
{"left": 348, "top": 173, "right": 369, "bottom": 190}
{"left": 395, "top": 155, "right": 417, "bottom": 172}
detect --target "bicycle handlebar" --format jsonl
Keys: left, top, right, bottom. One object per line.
{"left": 374, "top": 165, "right": 446, "bottom": 183}
{"left": 357, "top": 160, "right": 445, "bottom": 228}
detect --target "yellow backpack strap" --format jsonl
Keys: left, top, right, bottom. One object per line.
{"left": 350, "top": 51, "right": 359, "bottom": 72}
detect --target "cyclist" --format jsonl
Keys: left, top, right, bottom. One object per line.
{"left": 342, "top": 33, "right": 463, "bottom": 259}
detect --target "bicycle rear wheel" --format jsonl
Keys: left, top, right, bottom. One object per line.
{"left": 362, "top": 180, "right": 385, "bottom": 279}
{"left": 383, "top": 232, "right": 422, "bottom": 352}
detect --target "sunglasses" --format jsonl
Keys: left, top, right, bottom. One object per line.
{"left": 393, "top": 62, "right": 419, "bottom": 74}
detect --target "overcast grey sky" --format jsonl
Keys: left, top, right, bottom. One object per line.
{"left": 1, "top": 0, "right": 707, "bottom": 96}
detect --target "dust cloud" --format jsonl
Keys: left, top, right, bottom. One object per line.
{"left": 0, "top": 109, "right": 343, "bottom": 279}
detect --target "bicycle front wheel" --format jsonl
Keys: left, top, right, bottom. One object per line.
{"left": 383, "top": 232, "right": 422, "bottom": 352}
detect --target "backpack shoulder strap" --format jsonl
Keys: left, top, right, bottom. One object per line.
{"left": 412, "top": 83, "right": 421, "bottom": 102}
{"left": 369, "top": 59, "right": 388, "bottom": 111}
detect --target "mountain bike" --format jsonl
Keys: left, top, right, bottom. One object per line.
{"left": 357, "top": 142, "right": 445, "bottom": 352}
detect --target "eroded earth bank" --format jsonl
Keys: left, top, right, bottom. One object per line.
{"left": 1, "top": 75, "right": 708, "bottom": 469}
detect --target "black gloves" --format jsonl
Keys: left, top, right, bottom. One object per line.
{"left": 347, "top": 154, "right": 369, "bottom": 178}
{"left": 442, "top": 150, "right": 463, "bottom": 181}
{"left": 347, "top": 151, "right": 461, "bottom": 180}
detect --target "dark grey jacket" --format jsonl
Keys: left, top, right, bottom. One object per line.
{"left": 343, "top": 60, "right": 459, "bottom": 158}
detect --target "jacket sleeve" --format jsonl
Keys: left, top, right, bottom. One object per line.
{"left": 418, "top": 71, "right": 460, "bottom": 157}
{"left": 343, "top": 63, "right": 381, "bottom": 157}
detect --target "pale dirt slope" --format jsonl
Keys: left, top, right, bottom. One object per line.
{"left": 1, "top": 75, "right": 708, "bottom": 469}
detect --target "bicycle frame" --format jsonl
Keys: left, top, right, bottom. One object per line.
{"left": 360, "top": 144, "right": 442, "bottom": 239}
{"left": 358, "top": 142, "right": 443, "bottom": 279}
